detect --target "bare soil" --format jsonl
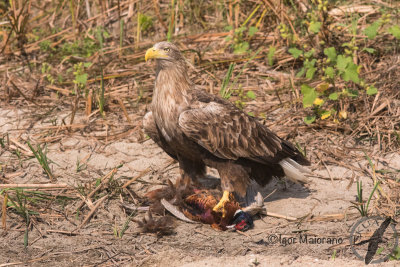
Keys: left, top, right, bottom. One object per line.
{"left": 0, "top": 106, "right": 399, "bottom": 267}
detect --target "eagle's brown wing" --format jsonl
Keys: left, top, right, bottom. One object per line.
{"left": 178, "top": 91, "right": 299, "bottom": 164}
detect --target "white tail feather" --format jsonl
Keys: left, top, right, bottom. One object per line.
{"left": 279, "top": 158, "right": 311, "bottom": 184}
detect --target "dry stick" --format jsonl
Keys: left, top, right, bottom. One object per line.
{"left": 116, "top": 98, "right": 132, "bottom": 123}
{"left": 0, "top": 256, "right": 52, "bottom": 267}
{"left": 9, "top": 138, "right": 33, "bottom": 155}
{"left": 74, "top": 195, "right": 108, "bottom": 231}
{"left": 76, "top": 167, "right": 119, "bottom": 211}
{"left": 265, "top": 211, "right": 297, "bottom": 221}
{"left": 152, "top": 0, "right": 168, "bottom": 31}
{"left": 316, "top": 152, "right": 334, "bottom": 182}
{"left": 0, "top": 184, "right": 70, "bottom": 189}
{"left": 1, "top": 193, "right": 7, "bottom": 230}
{"left": 8, "top": 79, "right": 40, "bottom": 106}
{"left": 121, "top": 168, "right": 151, "bottom": 189}
{"left": 69, "top": 92, "right": 80, "bottom": 126}
{"left": 46, "top": 229, "right": 78, "bottom": 235}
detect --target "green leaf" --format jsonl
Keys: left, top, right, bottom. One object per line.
{"left": 325, "top": 67, "right": 335, "bottom": 78}
{"left": 296, "top": 67, "right": 305, "bottom": 78}
{"left": 246, "top": 90, "right": 256, "bottom": 100}
{"left": 268, "top": 46, "right": 276, "bottom": 66}
{"left": 306, "top": 67, "right": 316, "bottom": 79}
{"left": 304, "top": 49, "right": 315, "bottom": 58}
{"left": 362, "top": 47, "right": 375, "bottom": 54}
{"left": 347, "top": 89, "right": 359, "bottom": 97}
{"left": 102, "top": 30, "right": 110, "bottom": 38}
{"left": 304, "top": 115, "right": 316, "bottom": 124}
{"left": 304, "top": 58, "right": 316, "bottom": 68}
{"left": 301, "top": 84, "right": 317, "bottom": 108}
{"left": 75, "top": 73, "right": 88, "bottom": 85}
{"left": 233, "top": 42, "right": 249, "bottom": 54}
{"left": 342, "top": 62, "right": 359, "bottom": 83}
{"left": 248, "top": 26, "right": 258, "bottom": 37}
{"left": 376, "top": 247, "right": 384, "bottom": 255}
{"left": 366, "top": 86, "right": 378, "bottom": 95}
{"left": 364, "top": 21, "right": 380, "bottom": 39}
{"left": 329, "top": 92, "right": 338, "bottom": 100}
{"left": 336, "top": 55, "right": 351, "bottom": 72}
{"left": 388, "top": 25, "right": 400, "bottom": 39}
{"left": 225, "top": 35, "right": 232, "bottom": 42}
{"left": 83, "top": 62, "right": 92, "bottom": 68}
{"left": 224, "top": 25, "right": 233, "bottom": 31}
{"left": 324, "top": 47, "right": 337, "bottom": 62}
{"left": 288, "top": 47, "right": 302, "bottom": 59}
{"left": 235, "top": 26, "right": 247, "bottom": 34}
{"left": 309, "top": 21, "right": 322, "bottom": 33}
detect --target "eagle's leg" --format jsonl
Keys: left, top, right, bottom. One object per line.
{"left": 212, "top": 161, "right": 250, "bottom": 217}
{"left": 177, "top": 156, "right": 206, "bottom": 186}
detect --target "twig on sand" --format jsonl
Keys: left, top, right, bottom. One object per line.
{"left": 74, "top": 195, "right": 108, "bottom": 231}
{"left": 0, "top": 184, "right": 71, "bottom": 189}
{"left": 265, "top": 212, "right": 297, "bottom": 221}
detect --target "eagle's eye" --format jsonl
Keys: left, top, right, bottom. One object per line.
{"left": 164, "top": 47, "right": 170, "bottom": 52}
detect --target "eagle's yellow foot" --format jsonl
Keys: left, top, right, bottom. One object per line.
{"left": 213, "top": 190, "right": 231, "bottom": 217}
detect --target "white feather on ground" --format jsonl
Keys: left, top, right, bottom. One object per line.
{"left": 279, "top": 158, "right": 312, "bottom": 184}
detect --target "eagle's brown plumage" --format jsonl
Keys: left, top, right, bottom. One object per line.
{"left": 144, "top": 42, "right": 310, "bottom": 211}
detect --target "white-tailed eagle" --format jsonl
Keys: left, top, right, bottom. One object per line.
{"left": 143, "top": 42, "right": 311, "bottom": 217}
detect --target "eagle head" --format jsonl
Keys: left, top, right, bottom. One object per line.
{"left": 145, "top": 42, "right": 182, "bottom": 62}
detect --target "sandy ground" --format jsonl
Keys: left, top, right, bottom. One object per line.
{"left": 0, "top": 106, "right": 399, "bottom": 266}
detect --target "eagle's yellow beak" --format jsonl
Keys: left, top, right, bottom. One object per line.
{"left": 145, "top": 47, "right": 167, "bottom": 61}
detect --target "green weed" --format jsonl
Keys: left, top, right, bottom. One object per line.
{"left": 27, "top": 141, "right": 54, "bottom": 180}
{"left": 114, "top": 210, "right": 137, "bottom": 238}
{"left": 351, "top": 180, "right": 380, "bottom": 217}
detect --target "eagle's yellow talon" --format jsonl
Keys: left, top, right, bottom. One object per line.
{"left": 213, "top": 190, "right": 231, "bottom": 217}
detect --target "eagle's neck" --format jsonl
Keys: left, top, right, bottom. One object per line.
{"left": 152, "top": 59, "right": 192, "bottom": 139}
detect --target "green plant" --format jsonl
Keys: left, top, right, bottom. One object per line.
{"left": 1, "top": 189, "right": 36, "bottom": 248}
{"left": 138, "top": 13, "right": 153, "bottom": 32}
{"left": 390, "top": 246, "right": 400, "bottom": 260}
{"left": 167, "top": 0, "right": 176, "bottom": 42}
{"left": 331, "top": 249, "right": 337, "bottom": 260}
{"left": 27, "top": 141, "right": 54, "bottom": 180}
{"left": 267, "top": 46, "right": 276, "bottom": 66}
{"left": 76, "top": 158, "right": 88, "bottom": 172}
{"left": 351, "top": 180, "right": 380, "bottom": 217}
{"left": 1, "top": 188, "right": 72, "bottom": 247}
{"left": 225, "top": 5, "right": 263, "bottom": 54}
{"left": 98, "top": 68, "right": 105, "bottom": 116}
{"left": 114, "top": 211, "right": 137, "bottom": 238}
{"left": 220, "top": 48, "right": 263, "bottom": 100}
{"left": 282, "top": 2, "right": 400, "bottom": 124}
{"left": 231, "top": 87, "right": 256, "bottom": 110}
{"left": 220, "top": 63, "right": 235, "bottom": 99}
{"left": 72, "top": 62, "right": 92, "bottom": 95}
{"left": 41, "top": 62, "right": 55, "bottom": 84}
